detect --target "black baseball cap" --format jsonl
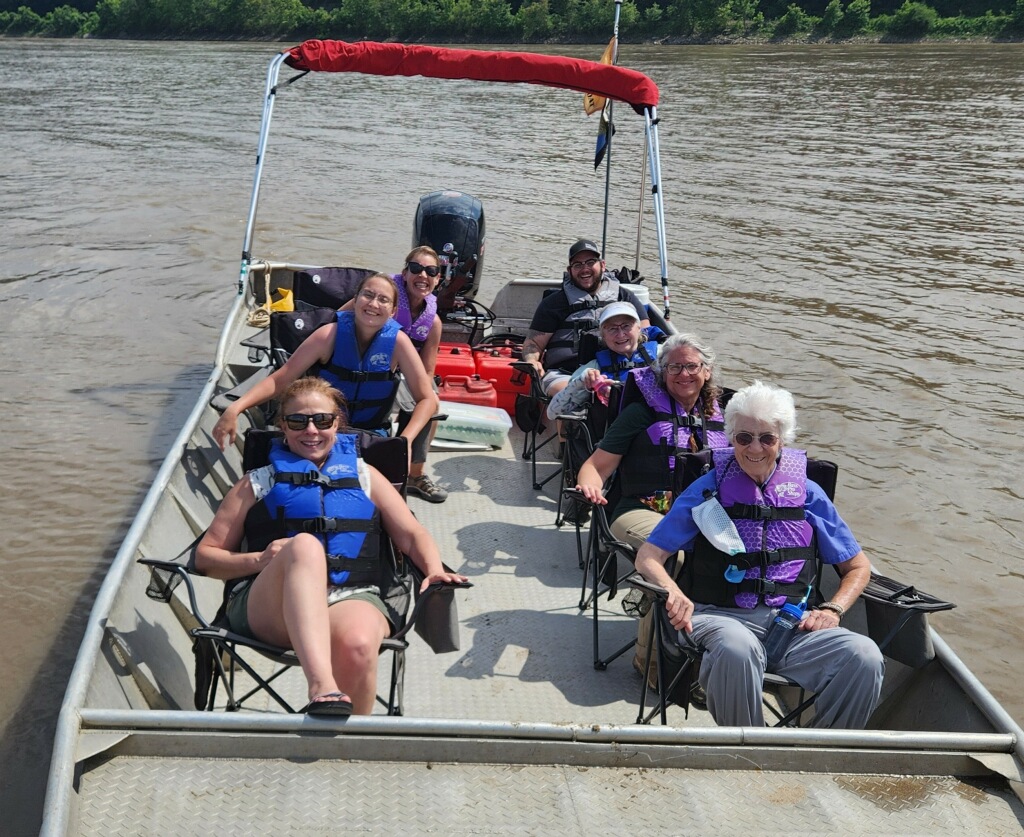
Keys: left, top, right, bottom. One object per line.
{"left": 568, "top": 239, "right": 601, "bottom": 262}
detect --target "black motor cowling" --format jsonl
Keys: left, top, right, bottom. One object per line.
{"left": 413, "top": 190, "right": 485, "bottom": 314}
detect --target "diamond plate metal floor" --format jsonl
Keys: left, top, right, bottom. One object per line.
{"left": 76, "top": 757, "right": 1024, "bottom": 835}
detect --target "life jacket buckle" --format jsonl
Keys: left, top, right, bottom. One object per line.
{"left": 303, "top": 517, "right": 339, "bottom": 534}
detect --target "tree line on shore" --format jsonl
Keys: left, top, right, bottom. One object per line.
{"left": 3, "top": 0, "right": 1022, "bottom": 42}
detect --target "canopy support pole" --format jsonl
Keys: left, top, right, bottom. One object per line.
{"left": 644, "top": 106, "right": 671, "bottom": 320}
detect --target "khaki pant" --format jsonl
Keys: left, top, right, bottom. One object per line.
{"left": 611, "top": 507, "right": 669, "bottom": 687}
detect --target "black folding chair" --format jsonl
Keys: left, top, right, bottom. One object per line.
{"left": 511, "top": 361, "right": 561, "bottom": 490}
{"left": 141, "top": 432, "right": 470, "bottom": 716}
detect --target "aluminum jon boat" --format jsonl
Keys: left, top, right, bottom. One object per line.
{"left": 41, "top": 39, "right": 1024, "bottom": 835}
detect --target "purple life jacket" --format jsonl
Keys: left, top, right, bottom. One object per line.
{"left": 617, "top": 367, "right": 727, "bottom": 503}
{"left": 698, "top": 448, "right": 815, "bottom": 608}
{"left": 392, "top": 273, "right": 437, "bottom": 349}
{"left": 634, "top": 366, "right": 728, "bottom": 454}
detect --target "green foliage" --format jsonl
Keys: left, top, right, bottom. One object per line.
{"left": 772, "top": 1, "right": 812, "bottom": 33}
{"left": 932, "top": 10, "right": 1004, "bottom": 34}
{"left": 2, "top": 4, "right": 42, "bottom": 33}
{"left": 885, "top": 0, "right": 937, "bottom": 35}
{"left": 518, "top": 0, "right": 554, "bottom": 38}
{"left": 727, "top": 0, "right": 764, "bottom": 31}
{"left": 818, "top": 0, "right": 843, "bottom": 31}
{"left": 667, "top": 0, "right": 732, "bottom": 35}
{"left": 839, "top": 0, "right": 871, "bottom": 33}
{"left": 0, "top": 0, "right": 1019, "bottom": 40}
{"left": 1004, "top": 0, "right": 1024, "bottom": 32}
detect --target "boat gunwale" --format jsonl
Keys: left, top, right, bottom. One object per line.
{"left": 40, "top": 291, "right": 248, "bottom": 837}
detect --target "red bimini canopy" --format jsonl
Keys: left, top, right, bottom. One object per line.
{"left": 284, "top": 40, "right": 659, "bottom": 114}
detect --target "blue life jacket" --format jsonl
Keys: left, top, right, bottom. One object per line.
{"left": 684, "top": 448, "right": 817, "bottom": 609}
{"left": 244, "top": 435, "right": 381, "bottom": 586}
{"left": 320, "top": 311, "right": 400, "bottom": 431}
{"left": 593, "top": 339, "right": 658, "bottom": 382}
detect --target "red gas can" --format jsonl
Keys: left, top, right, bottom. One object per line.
{"left": 438, "top": 375, "right": 499, "bottom": 408}
{"left": 474, "top": 348, "right": 532, "bottom": 417}
{"left": 435, "top": 342, "right": 477, "bottom": 380}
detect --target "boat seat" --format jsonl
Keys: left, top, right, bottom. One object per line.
{"left": 292, "top": 266, "right": 378, "bottom": 309}
{"left": 212, "top": 264, "right": 376, "bottom": 412}
{"left": 140, "top": 431, "right": 470, "bottom": 715}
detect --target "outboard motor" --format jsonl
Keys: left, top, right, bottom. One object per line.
{"left": 413, "top": 190, "right": 485, "bottom": 316}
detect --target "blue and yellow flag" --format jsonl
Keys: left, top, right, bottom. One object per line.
{"left": 594, "top": 100, "right": 615, "bottom": 169}
{"left": 583, "top": 38, "right": 616, "bottom": 116}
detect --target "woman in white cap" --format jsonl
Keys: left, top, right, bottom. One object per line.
{"left": 545, "top": 300, "right": 659, "bottom": 420}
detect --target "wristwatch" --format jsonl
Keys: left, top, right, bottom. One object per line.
{"left": 817, "top": 601, "right": 846, "bottom": 620}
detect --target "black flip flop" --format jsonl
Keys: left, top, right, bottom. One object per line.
{"left": 302, "top": 691, "right": 353, "bottom": 717}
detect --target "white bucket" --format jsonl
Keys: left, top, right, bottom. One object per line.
{"left": 622, "top": 283, "right": 650, "bottom": 307}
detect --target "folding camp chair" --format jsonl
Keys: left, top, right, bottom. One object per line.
{"left": 141, "top": 432, "right": 470, "bottom": 716}
{"left": 629, "top": 456, "right": 954, "bottom": 726}
{"left": 564, "top": 487, "right": 643, "bottom": 670}
{"left": 511, "top": 361, "right": 561, "bottom": 491}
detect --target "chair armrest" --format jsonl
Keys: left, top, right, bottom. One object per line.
{"left": 392, "top": 579, "right": 473, "bottom": 644}
{"left": 624, "top": 572, "right": 668, "bottom": 599}
{"left": 137, "top": 557, "right": 216, "bottom": 630}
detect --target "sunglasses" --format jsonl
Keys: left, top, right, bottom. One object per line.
{"left": 570, "top": 258, "right": 600, "bottom": 270}
{"left": 733, "top": 431, "right": 780, "bottom": 447}
{"left": 283, "top": 413, "right": 337, "bottom": 431}
{"left": 664, "top": 362, "right": 704, "bottom": 376}
{"left": 407, "top": 261, "right": 440, "bottom": 277}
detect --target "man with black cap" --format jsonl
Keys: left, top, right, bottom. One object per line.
{"left": 522, "top": 239, "right": 649, "bottom": 399}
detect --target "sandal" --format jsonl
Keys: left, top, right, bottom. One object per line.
{"left": 302, "top": 691, "right": 353, "bottom": 717}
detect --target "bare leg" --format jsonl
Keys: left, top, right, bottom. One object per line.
{"left": 326, "top": 599, "right": 390, "bottom": 714}
{"left": 245, "top": 533, "right": 341, "bottom": 702}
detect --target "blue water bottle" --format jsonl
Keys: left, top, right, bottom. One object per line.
{"left": 762, "top": 602, "right": 805, "bottom": 669}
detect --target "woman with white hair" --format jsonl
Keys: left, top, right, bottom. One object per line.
{"left": 635, "top": 380, "right": 884, "bottom": 729}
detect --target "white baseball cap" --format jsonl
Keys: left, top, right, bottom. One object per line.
{"left": 599, "top": 301, "right": 641, "bottom": 327}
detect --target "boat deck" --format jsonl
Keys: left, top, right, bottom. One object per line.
{"left": 71, "top": 418, "right": 1024, "bottom": 833}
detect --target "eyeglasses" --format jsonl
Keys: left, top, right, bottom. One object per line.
{"left": 570, "top": 258, "right": 600, "bottom": 270}
{"left": 602, "top": 321, "right": 637, "bottom": 334}
{"left": 283, "top": 413, "right": 337, "bottom": 431}
{"left": 407, "top": 261, "right": 440, "bottom": 277}
{"left": 733, "top": 431, "right": 780, "bottom": 447}
{"left": 358, "top": 288, "right": 395, "bottom": 305}
{"left": 664, "top": 362, "right": 704, "bottom": 376}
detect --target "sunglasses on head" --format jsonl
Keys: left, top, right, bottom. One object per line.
{"left": 407, "top": 261, "right": 440, "bottom": 277}
{"left": 283, "top": 413, "right": 337, "bottom": 431}
{"left": 733, "top": 431, "right": 780, "bottom": 447}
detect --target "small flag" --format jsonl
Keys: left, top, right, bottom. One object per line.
{"left": 594, "top": 101, "right": 615, "bottom": 169}
{"left": 583, "top": 37, "right": 616, "bottom": 116}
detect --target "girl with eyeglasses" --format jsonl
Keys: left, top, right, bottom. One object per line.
{"left": 213, "top": 273, "right": 436, "bottom": 460}
{"left": 634, "top": 380, "right": 883, "bottom": 729}
{"left": 198, "top": 377, "right": 468, "bottom": 716}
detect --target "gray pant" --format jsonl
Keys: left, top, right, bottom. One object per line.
{"left": 688, "top": 604, "right": 884, "bottom": 729}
